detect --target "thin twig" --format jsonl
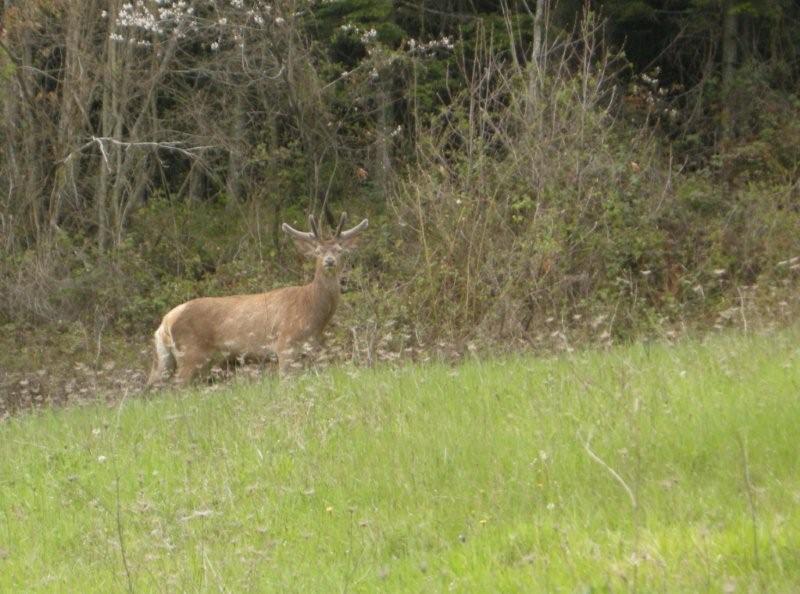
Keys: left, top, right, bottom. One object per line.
{"left": 113, "top": 389, "right": 135, "bottom": 594}
{"left": 736, "top": 433, "right": 761, "bottom": 576}
{"left": 737, "top": 287, "right": 749, "bottom": 333}
{"left": 580, "top": 429, "right": 637, "bottom": 510}
{"left": 94, "top": 137, "right": 111, "bottom": 172}
{"left": 115, "top": 472, "right": 135, "bottom": 594}
{"left": 60, "top": 137, "right": 215, "bottom": 165}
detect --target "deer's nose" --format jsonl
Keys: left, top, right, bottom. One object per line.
{"left": 323, "top": 256, "right": 336, "bottom": 267}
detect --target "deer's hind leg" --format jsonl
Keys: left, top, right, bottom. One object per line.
{"left": 173, "top": 347, "right": 214, "bottom": 387}
{"left": 147, "top": 350, "right": 175, "bottom": 388}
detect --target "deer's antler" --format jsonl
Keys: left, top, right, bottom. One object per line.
{"left": 339, "top": 217, "right": 369, "bottom": 239}
{"left": 335, "top": 212, "right": 347, "bottom": 238}
{"left": 281, "top": 216, "right": 317, "bottom": 241}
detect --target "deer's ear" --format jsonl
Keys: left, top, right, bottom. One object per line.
{"left": 292, "top": 237, "right": 317, "bottom": 257}
{"left": 339, "top": 234, "right": 362, "bottom": 251}
{"left": 282, "top": 222, "right": 318, "bottom": 257}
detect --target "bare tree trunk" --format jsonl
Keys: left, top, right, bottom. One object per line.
{"left": 375, "top": 83, "right": 392, "bottom": 197}
{"left": 720, "top": 3, "right": 737, "bottom": 146}
{"left": 188, "top": 161, "right": 206, "bottom": 202}
{"left": 227, "top": 90, "right": 245, "bottom": 204}
{"left": 531, "top": 0, "right": 545, "bottom": 67}
{"left": 1, "top": 0, "right": 20, "bottom": 249}
{"left": 720, "top": 2, "right": 738, "bottom": 187}
{"left": 527, "top": 0, "right": 547, "bottom": 117}
{"left": 284, "top": 46, "right": 319, "bottom": 211}
{"left": 50, "top": 0, "right": 86, "bottom": 231}
{"left": 13, "top": 30, "right": 45, "bottom": 243}
{"left": 96, "top": 1, "right": 121, "bottom": 250}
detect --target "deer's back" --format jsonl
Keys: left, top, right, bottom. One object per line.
{"left": 164, "top": 286, "right": 325, "bottom": 357}
{"left": 165, "top": 293, "right": 275, "bottom": 355}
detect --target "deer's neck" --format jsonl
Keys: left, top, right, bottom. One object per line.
{"left": 303, "top": 266, "right": 341, "bottom": 331}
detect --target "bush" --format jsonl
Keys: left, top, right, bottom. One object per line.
{"left": 385, "top": 17, "right": 800, "bottom": 345}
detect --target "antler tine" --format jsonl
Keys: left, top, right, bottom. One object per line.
{"left": 308, "top": 214, "right": 321, "bottom": 239}
{"left": 281, "top": 216, "right": 317, "bottom": 241}
{"left": 338, "top": 218, "right": 369, "bottom": 240}
{"left": 335, "top": 212, "right": 347, "bottom": 238}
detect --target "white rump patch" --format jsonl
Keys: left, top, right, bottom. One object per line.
{"left": 154, "top": 324, "right": 172, "bottom": 367}
{"left": 151, "top": 323, "right": 178, "bottom": 382}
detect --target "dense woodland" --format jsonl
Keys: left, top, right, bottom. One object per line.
{"left": 1, "top": 0, "right": 799, "bottom": 378}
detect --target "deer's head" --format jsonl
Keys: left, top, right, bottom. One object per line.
{"left": 282, "top": 213, "right": 368, "bottom": 277}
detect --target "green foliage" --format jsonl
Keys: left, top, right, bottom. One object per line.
{"left": 605, "top": 0, "right": 657, "bottom": 22}
{"left": 2, "top": 0, "right": 800, "bottom": 354}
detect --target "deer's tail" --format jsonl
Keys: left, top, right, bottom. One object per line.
{"left": 146, "top": 321, "right": 176, "bottom": 388}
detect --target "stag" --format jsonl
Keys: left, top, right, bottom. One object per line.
{"left": 147, "top": 213, "right": 368, "bottom": 386}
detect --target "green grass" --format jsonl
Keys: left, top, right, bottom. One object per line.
{"left": 1, "top": 330, "right": 799, "bottom": 593}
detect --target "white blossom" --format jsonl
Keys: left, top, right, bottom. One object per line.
{"left": 116, "top": 0, "right": 195, "bottom": 40}
{"left": 360, "top": 28, "right": 377, "bottom": 44}
{"left": 407, "top": 35, "right": 455, "bottom": 55}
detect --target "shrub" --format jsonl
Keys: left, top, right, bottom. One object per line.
{"left": 386, "top": 14, "right": 800, "bottom": 345}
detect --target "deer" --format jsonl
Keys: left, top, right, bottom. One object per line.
{"left": 146, "top": 213, "right": 368, "bottom": 387}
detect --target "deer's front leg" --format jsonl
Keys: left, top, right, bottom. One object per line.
{"left": 276, "top": 339, "right": 302, "bottom": 377}
{"left": 278, "top": 351, "right": 301, "bottom": 377}
{"left": 278, "top": 333, "right": 323, "bottom": 376}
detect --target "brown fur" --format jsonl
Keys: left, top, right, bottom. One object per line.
{"left": 147, "top": 216, "right": 367, "bottom": 387}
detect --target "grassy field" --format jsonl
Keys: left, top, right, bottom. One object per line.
{"left": 1, "top": 329, "right": 798, "bottom": 593}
